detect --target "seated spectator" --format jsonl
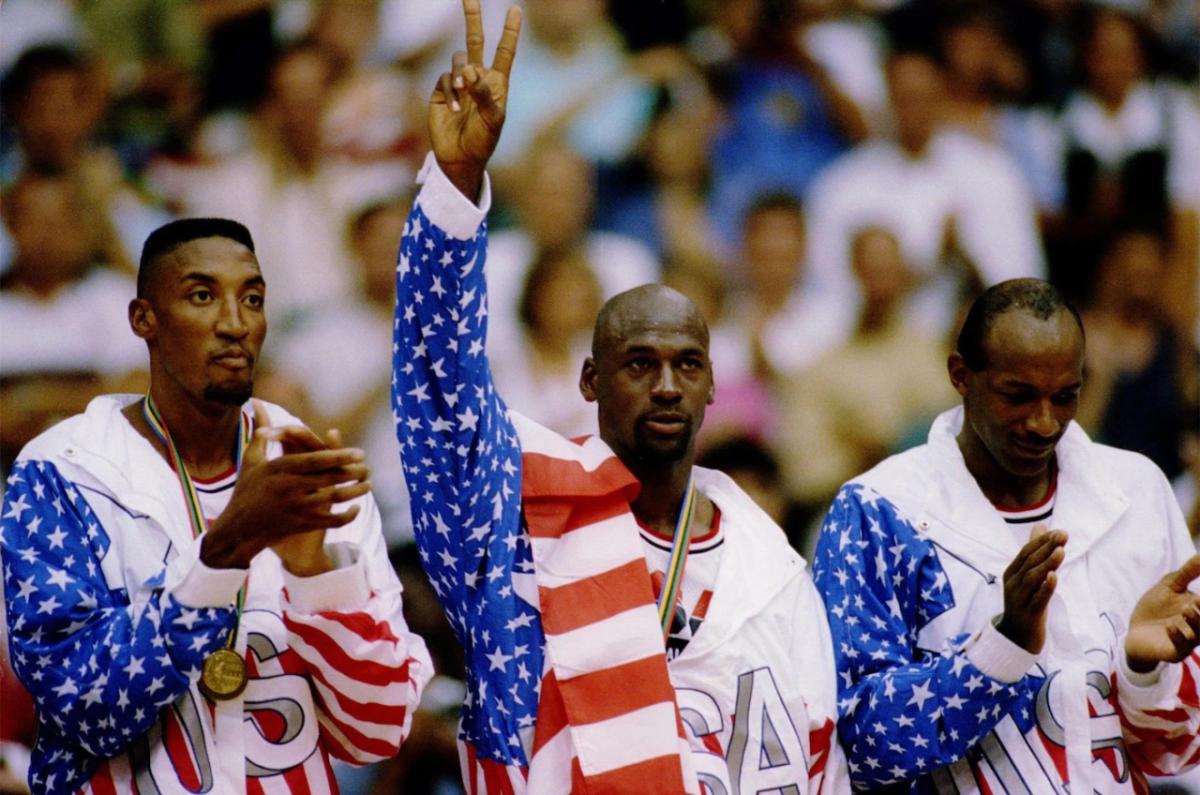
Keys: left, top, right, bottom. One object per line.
{"left": 486, "top": 139, "right": 659, "bottom": 359}
{"left": 1078, "top": 228, "right": 1194, "bottom": 481}
{"left": 776, "top": 226, "right": 956, "bottom": 504}
{"left": 269, "top": 198, "right": 412, "bottom": 544}
{"left": 725, "top": 192, "right": 852, "bottom": 382}
{"left": 595, "top": 81, "right": 723, "bottom": 265}
{"left": 0, "top": 173, "right": 144, "bottom": 470}
{"left": 155, "top": 42, "right": 399, "bottom": 329}
{"left": 0, "top": 44, "right": 168, "bottom": 273}
{"left": 805, "top": 50, "right": 1044, "bottom": 336}
{"left": 490, "top": 247, "right": 603, "bottom": 439}
{"left": 1050, "top": 7, "right": 1200, "bottom": 317}
{"left": 705, "top": 0, "right": 866, "bottom": 242}
{"left": 489, "top": 0, "right": 655, "bottom": 170}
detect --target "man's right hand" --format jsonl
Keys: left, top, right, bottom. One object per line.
{"left": 996, "top": 525, "right": 1068, "bottom": 654}
{"left": 428, "top": 0, "right": 522, "bottom": 200}
{"left": 200, "top": 402, "right": 371, "bottom": 570}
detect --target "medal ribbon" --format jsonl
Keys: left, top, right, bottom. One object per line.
{"left": 142, "top": 394, "right": 250, "bottom": 644}
{"left": 656, "top": 474, "right": 697, "bottom": 642}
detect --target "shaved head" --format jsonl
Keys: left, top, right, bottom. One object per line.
{"left": 592, "top": 284, "right": 709, "bottom": 361}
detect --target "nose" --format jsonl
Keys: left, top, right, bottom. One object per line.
{"left": 215, "top": 295, "right": 248, "bottom": 339}
{"left": 651, "top": 363, "right": 682, "bottom": 403}
{"left": 1025, "top": 399, "right": 1059, "bottom": 439}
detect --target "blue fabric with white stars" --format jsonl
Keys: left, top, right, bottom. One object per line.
{"left": 391, "top": 205, "right": 544, "bottom": 767}
{"left": 1, "top": 460, "right": 235, "bottom": 794}
{"left": 812, "top": 484, "right": 1042, "bottom": 791}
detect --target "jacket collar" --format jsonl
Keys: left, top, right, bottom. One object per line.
{"left": 921, "top": 407, "right": 1129, "bottom": 569}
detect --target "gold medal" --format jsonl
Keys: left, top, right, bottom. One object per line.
{"left": 199, "top": 648, "right": 247, "bottom": 701}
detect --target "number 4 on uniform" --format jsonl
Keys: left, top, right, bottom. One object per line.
{"left": 726, "top": 667, "right": 809, "bottom": 794}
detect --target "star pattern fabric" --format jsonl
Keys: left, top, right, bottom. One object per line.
{"left": 812, "top": 484, "right": 1039, "bottom": 791}
{"left": 1, "top": 461, "right": 235, "bottom": 793}
{"left": 391, "top": 204, "right": 544, "bottom": 768}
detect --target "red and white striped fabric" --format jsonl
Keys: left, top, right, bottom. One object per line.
{"left": 459, "top": 415, "right": 701, "bottom": 794}
{"left": 1120, "top": 650, "right": 1200, "bottom": 778}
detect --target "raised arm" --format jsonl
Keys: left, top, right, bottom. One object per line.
{"left": 391, "top": 0, "right": 524, "bottom": 636}
{"left": 812, "top": 485, "right": 1043, "bottom": 789}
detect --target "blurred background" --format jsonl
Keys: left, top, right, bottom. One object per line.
{"left": 0, "top": 0, "right": 1197, "bottom": 792}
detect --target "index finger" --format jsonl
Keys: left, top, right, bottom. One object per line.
{"left": 463, "top": 0, "right": 485, "bottom": 66}
{"left": 491, "top": 5, "right": 522, "bottom": 78}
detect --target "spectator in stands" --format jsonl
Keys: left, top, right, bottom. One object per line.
{"left": 0, "top": 173, "right": 145, "bottom": 471}
{"left": 485, "top": 139, "right": 658, "bottom": 362}
{"left": 776, "top": 225, "right": 956, "bottom": 505}
{"left": 1051, "top": 7, "right": 1200, "bottom": 320}
{"left": 804, "top": 50, "right": 1044, "bottom": 336}
{"left": 490, "top": 247, "right": 603, "bottom": 438}
{"left": 706, "top": 0, "right": 866, "bottom": 242}
{"left": 157, "top": 42, "right": 397, "bottom": 329}
{"left": 0, "top": 45, "right": 167, "bottom": 272}
{"left": 1078, "top": 228, "right": 1194, "bottom": 481}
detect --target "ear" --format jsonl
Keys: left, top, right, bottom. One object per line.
{"left": 579, "top": 357, "right": 598, "bottom": 403}
{"left": 947, "top": 352, "right": 970, "bottom": 398}
{"left": 129, "top": 298, "right": 157, "bottom": 341}
{"left": 706, "top": 367, "right": 715, "bottom": 406}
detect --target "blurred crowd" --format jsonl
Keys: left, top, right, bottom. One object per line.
{"left": 0, "top": 0, "right": 1198, "bottom": 792}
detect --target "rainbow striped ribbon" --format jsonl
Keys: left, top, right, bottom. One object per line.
{"left": 142, "top": 394, "right": 250, "bottom": 639}
{"left": 656, "top": 474, "right": 697, "bottom": 642}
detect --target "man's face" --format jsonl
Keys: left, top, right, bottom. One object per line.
{"left": 581, "top": 297, "right": 714, "bottom": 467}
{"left": 136, "top": 237, "right": 267, "bottom": 406}
{"left": 744, "top": 208, "right": 804, "bottom": 299}
{"left": 951, "top": 309, "right": 1083, "bottom": 479}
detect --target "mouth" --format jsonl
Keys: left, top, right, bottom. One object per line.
{"left": 1012, "top": 437, "right": 1057, "bottom": 459}
{"left": 211, "top": 349, "right": 253, "bottom": 370}
{"left": 641, "top": 413, "right": 689, "bottom": 435}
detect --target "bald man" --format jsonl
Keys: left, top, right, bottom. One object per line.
{"left": 388, "top": 3, "right": 847, "bottom": 792}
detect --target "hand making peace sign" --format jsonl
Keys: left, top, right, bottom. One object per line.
{"left": 429, "top": 0, "right": 522, "bottom": 200}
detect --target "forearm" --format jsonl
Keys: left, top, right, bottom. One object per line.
{"left": 1118, "top": 645, "right": 1200, "bottom": 775}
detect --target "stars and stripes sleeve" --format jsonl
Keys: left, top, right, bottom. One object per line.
{"left": 280, "top": 496, "right": 433, "bottom": 765}
{"left": 0, "top": 460, "right": 238, "bottom": 764}
{"left": 392, "top": 156, "right": 545, "bottom": 769}
{"left": 391, "top": 156, "right": 523, "bottom": 637}
{"left": 812, "top": 485, "right": 1036, "bottom": 789}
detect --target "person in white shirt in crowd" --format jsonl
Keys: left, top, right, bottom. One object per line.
{"left": 804, "top": 49, "right": 1045, "bottom": 337}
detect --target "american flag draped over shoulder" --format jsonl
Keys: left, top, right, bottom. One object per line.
{"left": 391, "top": 158, "right": 697, "bottom": 793}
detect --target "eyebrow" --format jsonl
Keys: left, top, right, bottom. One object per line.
{"left": 179, "top": 272, "right": 265, "bottom": 289}
{"left": 621, "top": 344, "right": 708, "bottom": 356}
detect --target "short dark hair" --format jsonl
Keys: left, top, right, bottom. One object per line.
{"left": 1, "top": 44, "right": 85, "bottom": 115}
{"left": 138, "top": 218, "right": 255, "bottom": 298}
{"left": 743, "top": 191, "right": 804, "bottom": 225}
{"left": 956, "top": 278, "right": 1083, "bottom": 371}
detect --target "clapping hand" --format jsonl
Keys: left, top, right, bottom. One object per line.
{"left": 1125, "top": 554, "right": 1200, "bottom": 673}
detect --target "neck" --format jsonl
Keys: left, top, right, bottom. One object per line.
{"left": 956, "top": 427, "right": 1054, "bottom": 508}
{"left": 140, "top": 379, "right": 243, "bottom": 478}
{"left": 628, "top": 455, "right": 694, "bottom": 534}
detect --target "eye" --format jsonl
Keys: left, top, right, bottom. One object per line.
{"left": 679, "top": 356, "right": 705, "bottom": 371}
{"left": 627, "top": 357, "right": 654, "bottom": 372}
{"left": 243, "top": 292, "right": 264, "bottom": 308}
{"left": 188, "top": 289, "right": 213, "bottom": 304}
{"left": 1000, "top": 391, "right": 1033, "bottom": 405}
{"left": 1051, "top": 390, "right": 1079, "bottom": 406}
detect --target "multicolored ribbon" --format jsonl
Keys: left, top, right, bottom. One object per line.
{"left": 142, "top": 394, "right": 250, "bottom": 640}
{"left": 656, "top": 474, "right": 697, "bottom": 642}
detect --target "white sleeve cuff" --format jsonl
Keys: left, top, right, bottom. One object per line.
{"left": 414, "top": 151, "right": 491, "bottom": 240}
{"left": 965, "top": 622, "right": 1039, "bottom": 683}
{"left": 282, "top": 543, "right": 371, "bottom": 613}
{"left": 166, "top": 537, "right": 245, "bottom": 609}
{"left": 1117, "top": 647, "right": 1181, "bottom": 708}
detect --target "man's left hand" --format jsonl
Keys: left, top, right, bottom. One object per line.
{"left": 1125, "top": 554, "right": 1200, "bottom": 674}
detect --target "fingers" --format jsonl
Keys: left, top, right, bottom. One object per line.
{"left": 1166, "top": 603, "right": 1200, "bottom": 657}
{"left": 270, "top": 447, "right": 365, "bottom": 474}
{"left": 303, "top": 480, "right": 372, "bottom": 507}
{"left": 1166, "top": 553, "right": 1200, "bottom": 593}
{"left": 325, "top": 428, "right": 343, "bottom": 449}
{"left": 463, "top": 0, "right": 485, "bottom": 65}
{"left": 464, "top": 64, "right": 499, "bottom": 123}
{"left": 491, "top": 5, "right": 522, "bottom": 78}
{"left": 274, "top": 423, "right": 329, "bottom": 454}
{"left": 438, "top": 71, "right": 459, "bottom": 112}
{"left": 245, "top": 400, "right": 272, "bottom": 464}
{"left": 1006, "top": 530, "right": 1068, "bottom": 578}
